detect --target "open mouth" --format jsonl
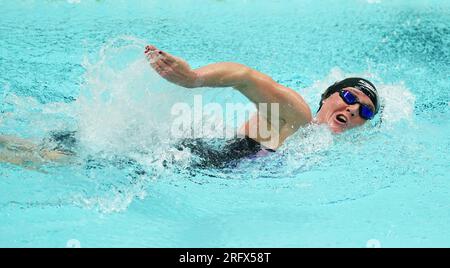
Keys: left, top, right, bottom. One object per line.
{"left": 335, "top": 114, "right": 348, "bottom": 125}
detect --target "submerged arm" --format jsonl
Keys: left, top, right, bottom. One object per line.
{"left": 0, "top": 135, "right": 71, "bottom": 171}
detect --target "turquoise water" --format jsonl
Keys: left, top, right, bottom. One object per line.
{"left": 1, "top": 0, "right": 449, "bottom": 247}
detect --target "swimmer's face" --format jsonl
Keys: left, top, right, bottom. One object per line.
{"left": 315, "top": 87, "right": 375, "bottom": 133}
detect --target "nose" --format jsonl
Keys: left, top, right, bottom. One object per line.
{"left": 346, "top": 104, "right": 359, "bottom": 117}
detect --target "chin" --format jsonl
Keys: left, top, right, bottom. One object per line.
{"left": 327, "top": 120, "right": 346, "bottom": 134}
{"left": 330, "top": 127, "right": 344, "bottom": 134}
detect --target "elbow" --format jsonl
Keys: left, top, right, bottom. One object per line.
{"left": 240, "top": 65, "right": 254, "bottom": 77}
{"left": 233, "top": 65, "right": 253, "bottom": 83}
{"left": 232, "top": 66, "right": 257, "bottom": 89}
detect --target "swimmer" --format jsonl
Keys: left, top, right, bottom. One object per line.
{"left": 0, "top": 46, "right": 380, "bottom": 170}
{"left": 144, "top": 45, "right": 380, "bottom": 168}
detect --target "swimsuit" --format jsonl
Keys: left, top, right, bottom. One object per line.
{"left": 40, "top": 130, "right": 78, "bottom": 155}
{"left": 176, "top": 136, "right": 275, "bottom": 169}
{"left": 41, "top": 131, "right": 274, "bottom": 169}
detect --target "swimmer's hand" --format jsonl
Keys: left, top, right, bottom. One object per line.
{"left": 145, "top": 45, "right": 201, "bottom": 88}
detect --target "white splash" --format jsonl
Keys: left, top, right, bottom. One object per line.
{"left": 75, "top": 36, "right": 190, "bottom": 156}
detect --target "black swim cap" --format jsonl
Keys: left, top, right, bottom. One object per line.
{"left": 318, "top": 77, "right": 380, "bottom": 115}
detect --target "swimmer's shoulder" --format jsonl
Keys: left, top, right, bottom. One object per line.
{"left": 277, "top": 84, "right": 313, "bottom": 129}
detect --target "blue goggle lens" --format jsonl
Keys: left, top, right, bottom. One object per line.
{"left": 341, "top": 90, "right": 357, "bottom": 104}
{"left": 360, "top": 105, "right": 374, "bottom": 120}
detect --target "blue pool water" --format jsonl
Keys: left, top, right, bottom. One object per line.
{"left": 0, "top": 0, "right": 449, "bottom": 247}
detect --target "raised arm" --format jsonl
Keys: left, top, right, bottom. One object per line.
{"left": 144, "top": 45, "right": 312, "bottom": 129}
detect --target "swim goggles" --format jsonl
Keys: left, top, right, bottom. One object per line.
{"left": 339, "top": 89, "right": 375, "bottom": 120}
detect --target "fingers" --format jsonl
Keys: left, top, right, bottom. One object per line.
{"left": 145, "top": 45, "right": 177, "bottom": 66}
{"left": 145, "top": 52, "right": 172, "bottom": 77}
{"left": 147, "top": 54, "right": 161, "bottom": 72}
{"left": 145, "top": 45, "right": 176, "bottom": 74}
{"left": 154, "top": 58, "right": 172, "bottom": 76}
{"left": 145, "top": 49, "right": 158, "bottom": 64}
{"left": 145, "top": 46, "right": 190, "bottom": 82}
{"left": 145, "top": 46, "right": 166, "bottom": 66}
{"left": 158, "top": 50, "right": 176, "bottom": 65}
{"left": 145, "top": 45, "right": 158, "bottom": 61}
{"left": 159, "top": 54, "right": 174, "bottom": 66}
{"left": 144, "top": 45, "right": 157, "bottom": 53}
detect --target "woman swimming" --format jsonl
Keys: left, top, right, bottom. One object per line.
{"left": 0, "top": 44, "right": 380, "bottom": 169}
{"left": 144, "top": 44, "right": 380, "bottom": 168}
